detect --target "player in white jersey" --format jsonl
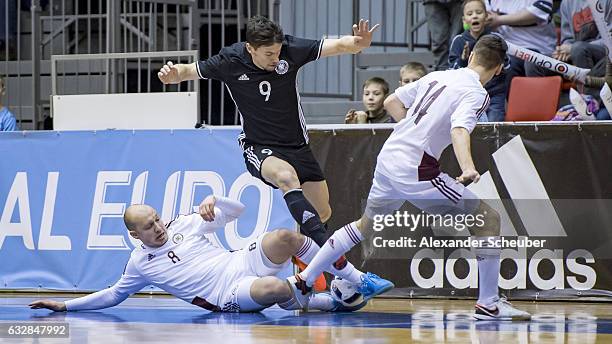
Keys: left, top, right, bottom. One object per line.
{"left": 294, "top": 34, "right": 531, "bottom": 321}
{"left": 28, "top": 195, "right": 386, "bottom": 313}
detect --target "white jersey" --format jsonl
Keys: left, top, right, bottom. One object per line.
{"left": 65, "top": 197, "right": 246, "bottom": 311}
{"left": 375, "top": 68, "right": 489, "bottom": 183}
{"left": 486, "top": 0, "right": 556, "bottom": 55}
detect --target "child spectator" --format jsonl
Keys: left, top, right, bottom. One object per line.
{"left": 399, "top": 62, "right": 428, "bottom": 86}
{"left": 345, "top": 77, "right": 394, "bottom": 124}
{"left": 449, "top": 0, "right": 508, "bottom": 121}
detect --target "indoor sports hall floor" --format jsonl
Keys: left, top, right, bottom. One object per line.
{"left": 2, "top": 294, "right": 612, "bottom": 343}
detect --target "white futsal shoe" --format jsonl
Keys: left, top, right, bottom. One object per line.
{"left": 280, "top": 275, "right": 312, "bottom": 310}
{"left": 474, "top": 297, "right": 531, "bottom": 321}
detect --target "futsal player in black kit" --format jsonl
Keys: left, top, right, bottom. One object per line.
{"left": 158, "top": 16, "right": 380, "bottom": 273}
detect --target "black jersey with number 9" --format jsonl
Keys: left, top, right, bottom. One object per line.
{"left": 196, "top": 35, "right": 323, "bottom": 147}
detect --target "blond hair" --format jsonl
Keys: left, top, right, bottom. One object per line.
{"left": 400, "top": 62, "right": 428, "bottom": 79}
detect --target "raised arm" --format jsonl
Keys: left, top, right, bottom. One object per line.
{"left": 29, "top": 259, "right": 148, "bottom": 312}
{"left": 158, "top": 61, "right": 199, "bottom": 84}
{"left": 197, "top": 195, "right": 246, "bottom": 233}
{"left": 320, "top": 19, "right": 380, "bottom": 58}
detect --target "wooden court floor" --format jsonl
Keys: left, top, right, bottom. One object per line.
{"left": 1, "top": 294, "right": 612, "bottom": 343}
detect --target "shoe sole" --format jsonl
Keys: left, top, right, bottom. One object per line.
{"left": 473, "top": 313, "right": 531, "bottom": 321}
{"left": 362, "top": 282, "right": 394, "bottom": 302}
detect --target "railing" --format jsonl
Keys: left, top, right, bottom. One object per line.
{"left": 51, "top": 50, "right": 199, "bottom": 119}
{"left": 1, "top": 0, "right": 196, "bottom": 129}
{"left": 280, "top": 0, "right": 430, "bottom": 100}
{"left": 2, "top": 0, "right": 430, "bottom": 128}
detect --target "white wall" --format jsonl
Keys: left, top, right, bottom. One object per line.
{"left": 52, "top": 92, "right": 198, "bottom": 130}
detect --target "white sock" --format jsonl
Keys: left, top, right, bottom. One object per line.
{"left": 300, "top": 221, "right": 364, "bottom": 287}
{"left": 295, "top": 237, "right": 364, "bottom": 284}
{"left": 476, "top": 236, "right": 501, "bottom": 308}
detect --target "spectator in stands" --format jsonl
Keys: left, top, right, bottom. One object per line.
{"left": 486, "top": 1, "right": 558, "bottom": 92}
{"left": 553, "top": 0, "right": 611, "bottom": 78}
{"left": 554, "top": 0, "right": 611, "bottom": 121}
{"left": 0, "top": 76, "right": 19, "bottom": 131}
{"left": 423, "top": 0, "right": 463, "bottom": 70}
{"left": 450, "top": 0, "right": 508, "bottom": 121}
{"left": 345, "top": 77, "right": 394, "bottom": 124}
{"left": 399, "top": 62, "right": 428, "bottom": 86}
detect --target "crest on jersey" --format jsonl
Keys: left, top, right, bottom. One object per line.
{"left": 275, "top": 60, "right": 289, "bottom": 75}
{"left": 172, "top": 233, "right": 184, "bottom": 244}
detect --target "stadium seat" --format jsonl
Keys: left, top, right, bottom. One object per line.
{"left": 506, "top": 76, "right": 563, "bottom": 122}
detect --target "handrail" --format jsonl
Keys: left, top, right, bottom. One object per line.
{"left": 50, "top": 50, "right": 199, "bottom": 95}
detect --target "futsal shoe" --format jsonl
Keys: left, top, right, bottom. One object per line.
{"left": 474, "top": 297, "right": 531, "bottom": 321}
{"left": 307, "top": 292, "right": 368, "bottom": 312}
{"left": 292, "top": 256, "right": 328, "bottom": 292}
{"left": 285, "top": 275, "right": 312, "bottom": 309}
{"left": 357, "top": 272, "right": 394, "bottom": 301}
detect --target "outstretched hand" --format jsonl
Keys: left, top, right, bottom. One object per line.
{"left": 351, "top": 19, "right": 381, "bottom": 52}
{"left": 29, "top": 300, "right": 67, "bottom": 312}
{"left": 158, "top": 61, "right": 182, "bottom": 84}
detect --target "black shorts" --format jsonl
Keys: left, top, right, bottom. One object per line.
{"left": 240, "top": 142, "right": 325, "bottom": 189}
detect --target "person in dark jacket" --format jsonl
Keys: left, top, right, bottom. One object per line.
{"left": 449, "top": 0, "right": 508, "bottom": 122}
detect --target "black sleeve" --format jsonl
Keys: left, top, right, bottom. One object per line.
{"left": 195, "top": 52, "right": 230, "bottom": 82}
{"left": 284, "top": 35, "right": 324, "bottom": 68}
{"left": 448, "top": 35, "right": 466, "bottom": 70}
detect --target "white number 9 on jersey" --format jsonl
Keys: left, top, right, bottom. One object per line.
{"left": 259, "top": 81, "right": 271, "bottom": 101}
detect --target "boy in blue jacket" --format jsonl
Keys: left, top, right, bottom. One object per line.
{"left": 449, "top": 0, "right": 508, "bottom": 122}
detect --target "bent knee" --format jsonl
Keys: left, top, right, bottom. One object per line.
{"left": 481, "top": 209, "right": 500, "bottom": 236}
{"left": 471, "top": 203, "right": 500, "bottom": 236}
{"left": 273, "top": 170, "right": 300, "bottom": 190}
{"left": 570, "top": 41, "right": 589, "bottom": 53}
{"left": 274, "top": 229, "right": 302, "bottom": 250}
{"left": 264, "top": 278, "right": 291, "bottom": 300}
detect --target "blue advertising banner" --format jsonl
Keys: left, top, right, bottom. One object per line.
{"left": 0, "top": 129, "right": 294, "bottom": 291}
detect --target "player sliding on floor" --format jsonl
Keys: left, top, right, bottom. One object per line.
{"left": 290, "top": 34, "right": 531, "bottom": 321}
{"left": 29, "top": 195, "right": 388, "bottom": 313}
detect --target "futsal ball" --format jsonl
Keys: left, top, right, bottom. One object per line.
{"left": 330, "top": 278, "right": 364, "bottom": 307}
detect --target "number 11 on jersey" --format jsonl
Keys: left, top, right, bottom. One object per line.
{"left": 259, "top": 81, "right": 271, "bottom": 101}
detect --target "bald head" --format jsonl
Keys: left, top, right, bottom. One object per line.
{"left": 124, "top": 204, "right": 168, "bottom": 247}
{"left": 124, "top": 204, "right": 156, "bottom": 231}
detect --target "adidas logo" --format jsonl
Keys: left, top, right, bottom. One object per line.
{"left": 238, "top": 74, "right": 249, "bottom": 81}
{"left": 302, "top": 211, "right": 315, "bottom": 223}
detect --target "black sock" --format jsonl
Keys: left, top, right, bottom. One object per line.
{"left": 283, "top": 189, "right": 328, "bottom": 246}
